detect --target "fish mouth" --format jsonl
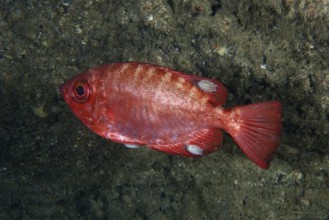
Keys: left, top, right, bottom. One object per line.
{"left": 59, "top": 83, "right": 68, "bottom": 102}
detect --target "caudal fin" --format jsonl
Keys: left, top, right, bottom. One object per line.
{"left": 225, "top": 101, "right": 282, "bottom": 169}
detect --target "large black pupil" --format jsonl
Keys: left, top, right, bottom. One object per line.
{"left": 76, "top": 86, "right": 85, "bottom": 96}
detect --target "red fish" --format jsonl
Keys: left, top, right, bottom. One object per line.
{"left": 60, "top": 62, "right": 282, "bottom": 169}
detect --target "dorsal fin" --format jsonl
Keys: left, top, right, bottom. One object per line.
{"left": 153, "top": 64, "right": 228, "bottom": 106}
{"left": 148, "top": 128, "right": 223, "bottom": 157}
{"left": 171, "top": 71, "right": 228, "bottom": 106}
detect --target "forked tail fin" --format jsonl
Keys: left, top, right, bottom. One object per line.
{"left": 224, "top": 101, "right": 282, "bottom": 169}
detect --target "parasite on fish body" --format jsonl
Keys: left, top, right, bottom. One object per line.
{"left": 60, "top": 62, "right": 282, "bottom": 169}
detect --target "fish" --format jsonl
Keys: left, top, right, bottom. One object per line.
{"left": 60, "top": 62, "right": 282, "bottom": 169}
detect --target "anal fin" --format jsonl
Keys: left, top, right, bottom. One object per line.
{"left": 148, "top": 128, "right": 223, "bottom": 157}
{"left": 187, "top": 128, "right": 223, "bottom": 156}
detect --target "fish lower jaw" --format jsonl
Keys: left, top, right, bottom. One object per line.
{"left": 79, "top": 117, "right": 96, "bottom": 125}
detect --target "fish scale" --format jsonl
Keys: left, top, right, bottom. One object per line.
{"left": 102, "top": 64, "right": 206, "bottom": 145}
{"left": 60, "top": 62, "right": 282, "bottom": 169}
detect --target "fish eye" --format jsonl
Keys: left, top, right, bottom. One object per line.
{"left": 72, "top": 80, "right": 90, "bottom": 103}
{"left": 76, "top": 86, "right": 85, "bottom": 96}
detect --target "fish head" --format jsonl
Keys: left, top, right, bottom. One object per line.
{"left": 59, "top": 68, "right": 100, "bottom": 126}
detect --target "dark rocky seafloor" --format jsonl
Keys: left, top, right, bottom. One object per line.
{"left": 0, "top": 0, "right": 328, "bottom": 219}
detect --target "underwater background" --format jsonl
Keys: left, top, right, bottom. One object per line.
{"left": 0, "top": 0, "right": 328, "bottom": 219}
